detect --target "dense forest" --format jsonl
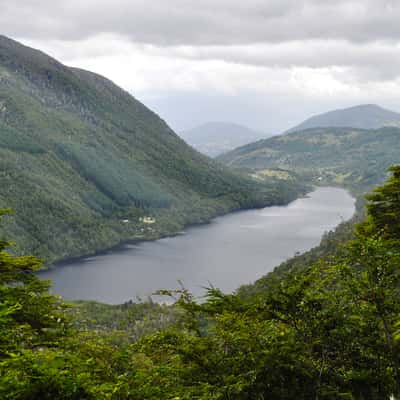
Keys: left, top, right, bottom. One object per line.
{"left": 1, "top": 166, "right": 399, "bottom": 399}
{"left": 0, "top": 35, "right": 305, "bottom": 264}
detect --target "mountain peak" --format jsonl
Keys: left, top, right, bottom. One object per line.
{"left": 287, "top": 104, "right": 400, "bottom": 133}
{"left": 347, "top": 104, "right": 381, "bottom": 109}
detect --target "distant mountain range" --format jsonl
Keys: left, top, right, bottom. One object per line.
{"left": 180, "top": 122, "right": 269, "bottom": 157}
{"left": 286, "top": 104, "right": 400, "bottom": 133}
{"left": 0, "top": 35, "right": 300, "bottom": 263}
{"left": 181, "top": 105, "right": 400, "bottom": 158}
{"left": 218, "top": 103, "right": 400, "bottom": 190}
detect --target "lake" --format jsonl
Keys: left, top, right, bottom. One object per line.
{"left": 40, "top": 187, "right": 355, "bottom": 304}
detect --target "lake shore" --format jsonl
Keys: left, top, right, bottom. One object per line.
{"left": 39, "top": 187, "right": 355, "bottom": 304}
{"left": 41, "top": 184, "right": 310, "bottom": 270}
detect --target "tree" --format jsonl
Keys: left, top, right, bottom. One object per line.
{"left": 358, "top": 165, "right": 400, "bottom": 240}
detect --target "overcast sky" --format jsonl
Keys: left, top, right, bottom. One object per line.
{"left": 2, "top": 0, "right": 400, "bottom": 133}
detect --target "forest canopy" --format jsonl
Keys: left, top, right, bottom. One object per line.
{"left": 0, "top": 167, "right": 400, "bottom": 399}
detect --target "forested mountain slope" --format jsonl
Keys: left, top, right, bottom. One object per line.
{"left": 286, "top": 104, "right": 400, "bottom": 133}
{"left": 218, "top": 126, "right": 400, "bottom": 192}
{"left": 0, "top": 36, "right": 301, "bottom": 263}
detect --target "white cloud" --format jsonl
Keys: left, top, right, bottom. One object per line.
{"left": 4, "top": 0, "right": 400, "bottom": 131}
{"left": 20, "top": 34, "right": 400, "bottom": 99}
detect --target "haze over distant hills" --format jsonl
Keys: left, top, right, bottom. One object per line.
{"left": 286, "top": 104, "right": 400, "bottom": 133}
{"left": 180, "top": 122, "right": 268, "bottom": 157}
{"left": 180, "top": 104, "right": 400, "bottom": 158}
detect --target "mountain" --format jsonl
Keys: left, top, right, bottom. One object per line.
{"left": 0, "top": 36, "right": 302, "bottom": 263}
{"left": 180, "top": 122, "right": 268, "bottom": 157}
{"left": 218, "top": 126, "right": 400, "bottom": 191}
{"left": 286, "top": 104, "right": 400, "bottom": 133}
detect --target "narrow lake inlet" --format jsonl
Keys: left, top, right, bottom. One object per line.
{"left": 40, "top": 187, "right": 356, "bottom": 304}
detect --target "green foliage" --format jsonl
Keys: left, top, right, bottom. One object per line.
{"left": 70, "top": 299, "right": 180, "bottom": 341}
{"left": 0, "top": 121, "right": 45, "bottom": 154}
{"left": 0, "top": 242, "right": 68, "bottom": 357}
{"left": 219, "top": 126, "right": 400, "bottom": 193}
{"left": 56, "top": 143, "right": 173, "bottom": 208}
{"left": 358, "top": 165, "right": 400, "bottom": 239}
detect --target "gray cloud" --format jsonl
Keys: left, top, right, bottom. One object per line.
{"left": 3, "top": 0, "right": 400, "bottom": 131}
{"left": 4, "top": 0, "right": 400, "bottom": 83}
{"left": 2, "top": 0, "right": 400, "bottom": 45}
{"left": 156, "top": 40, "right": 400, "bottom": 81}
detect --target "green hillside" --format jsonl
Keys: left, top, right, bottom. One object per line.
{"left": 218, "top": 126, "right": 400, "bottom": 192}
{"left": 286, "top": 104, "right": 400, "bottom": 133}
{"left": 0, "top": 36, "right": 302, "bottom": 263}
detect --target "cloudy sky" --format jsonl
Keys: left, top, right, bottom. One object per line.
{"left": 2, "top": 0, "right": 400, "bottom": 133}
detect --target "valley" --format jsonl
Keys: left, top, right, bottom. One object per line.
{"left": 0, "top": 35, "right": 304, "bottom": 264}
{"left": 1, "top": 30, "right": 400, "bottom": 399}
{"left": 40, "top": 186, "right": 355, "bottom": 303}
